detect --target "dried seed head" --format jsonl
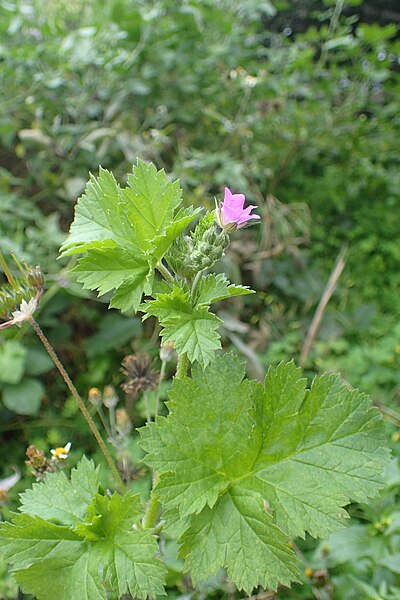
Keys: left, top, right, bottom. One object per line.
{"left": 120, "top": 353, "right": 158, "bottom": 398}
{"left": 25, "top": 444, "right": 55, "bottom": 480}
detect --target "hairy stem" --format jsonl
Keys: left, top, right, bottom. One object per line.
{"left": 142, "top": 491, "right": 161, "bottom": 530}
{"left": 190, "top": 270, "right": 203, "bottom": 301}
{"left": 96, "top": 405, "right": 112, "bottom": 438}
{"left": 29, "top": 317, "right": 125, "bottom": 492}
{"left": 156, "top": 261, "right": 174, "bottom": 285}
{"left": 175, "top": 352, "right": 189, "bottom": 379}
{"left": 143, "top": 390, "right": 152, "bottom": 423}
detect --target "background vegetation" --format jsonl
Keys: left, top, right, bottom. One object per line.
{"left": 0, "top": 0, "right": 399, "bottom": 598}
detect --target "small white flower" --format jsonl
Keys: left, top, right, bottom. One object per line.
{"left": 11, "top": 298, "right": 37, "bottom": 325}
{"left": 50, "top": 442, "right": 72, "bottom": 460}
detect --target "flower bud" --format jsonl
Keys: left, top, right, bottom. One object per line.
{"left": 103, "top": 385, "right": 119, "bottom": 408}
{"left": 88, "top": 387, "right": 102, "bottom": 408}
{"left": 160, "top": 341, "right": 175, "bottom": 363}
{"left": 116, "top": 408, "right": 132, "bottom": 436}
{"left": 166, "top": 212, "right": 229, "bottom": 277}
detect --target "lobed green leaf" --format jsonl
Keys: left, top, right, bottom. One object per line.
{"left": 143, "top": 286, "right": 222, "bottom": 368}
{"left": 59, "top": 161, "right": 198, "bottom": 312}
{"left": 0, "top": 459, "right": 166, "bottom": 600}
{"left": 139, "top": 354, "right": 390, "bottom": 592}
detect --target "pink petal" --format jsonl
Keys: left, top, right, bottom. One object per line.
{"left": 236, "top": 204, "right": 260, "bottom": 225}
{"left": 223, "top": 187, "right": 246, "bottom": 212}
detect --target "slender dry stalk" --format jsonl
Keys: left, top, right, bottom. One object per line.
{"left": 300, "top": 245, "right": 347, "bottom": 368}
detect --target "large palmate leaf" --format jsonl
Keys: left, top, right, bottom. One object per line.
{"left": 143, "top": 286, "right": 222, "bottom": 368}
{"left": 59, "top": 161, "right": 198, "bottom": 312}
{"left": 0, "top": 459, "right": 166, "bottom": 600}
{"left": 139, "top": 354, "right": 389, "bottom": 593}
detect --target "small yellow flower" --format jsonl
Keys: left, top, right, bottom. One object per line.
{"left": 50, "top": 442, "right": 71, "bottom": 460}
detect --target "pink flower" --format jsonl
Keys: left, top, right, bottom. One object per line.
{"left": 217, "top": 187, "right": 260, "bottom": 231}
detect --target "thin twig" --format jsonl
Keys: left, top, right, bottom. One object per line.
{"left": 300, "top": 245, "right": 347, "bottom": 368}
{"left": 29, "top": 317, "right": 125, "bottom": 492}
{"left": 376, "top": 403, "right": 400, "bottom": 426}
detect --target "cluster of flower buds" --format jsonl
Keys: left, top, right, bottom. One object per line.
{"left": 0, "top": 253, "right": 45, "bottom": 330}
{"left": 166, "top": 212, "right": 229, "bottom": 278}
{"left": 88, "top": 385, "right": 120, "bottom": 409}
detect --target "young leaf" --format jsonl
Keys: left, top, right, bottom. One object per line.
{"left": 194, "top": 273, "right": 254, "bottom": 306}
{"left": 0, "top": 459, "right": 166, "bottom": 600}
{"left": 151, "top": 206, "right": 202, "bottom": 264}
{"left": 122, "top": 160, "right": 183, "bottom": 253}
{"left": 59, "top": 168, "right": 131, "bottom": 256}
{"left": 139, "top": 354, "right": 389, "bottom": 592}
{"left": 60, "top": 161, "right": 198, "bottom": 312}
{"left": 143, "top": 286, "right": 222, "bottom": 368}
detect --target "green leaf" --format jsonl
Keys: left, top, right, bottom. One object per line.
{"left": 151, "top": 206, "right": 202, "bottom": 264}
{"left": 59, "top": 168, "right": 132, "bottom": 257}
{"left": 20, "top": 456, "right": 100, "bottom": 526}
{"left": 60, "top": 161, "right": 198, "bottom": 313}
{"left": 84, "top": 313, "right": 141, "bottom": 357}
{"left": 180, "top": 488, "right": 299, "bottom": 594}
{"left": 139, "top": 355, "right": 389, "bottom": 592}
{"left": 0, "top": 458, "right": 166, "bottom": 600}
{"left": 194, "top": 273, "right": 254, "bottom": 306}
{"left": 143, "top": 286, "right": 222, "bottom": 368}
{"left": 2, "top": 378, "right": 44, "bottom": 415}
{"left": 122, "top": 160, "right": 183, "bottom": 253}
{"left": 73, "top": 244, "right": 152, "bottom": 312}
{"left": 0, "top": 340, "right": 26, "bottom": 384}
{"left": 25, "top": 346, "right": 54, "bottom": 376}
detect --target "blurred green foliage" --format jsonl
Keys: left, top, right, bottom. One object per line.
{"left": 0, "top": 0, "right": 399, "bottom": 597}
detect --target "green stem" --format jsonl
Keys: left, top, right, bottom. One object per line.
{"left": 143, "top": 492, "right": 161, "bottom": 530}
{"left": 156, "top": 261, "right": 174, "bottom": 285}
{"left": 29, "top": 317, "right": 125, "bottom": 492}
{"left": 96, "top": 406, "right": 112, "bottom": 438}
{"left": 143, "top": 390, "right": 151, "bottom": 423}
{"left": 175, "top": 352, "right": 189, "bottom": 379}
{"left": 109, "top": 405, "right": 116, "bottom": 436}
{"left": 155, "top": 359, "right": 167, "bottom": 418}
{"left": 190, "top": 270, "right": 203, "bottom": 301}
